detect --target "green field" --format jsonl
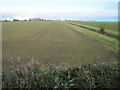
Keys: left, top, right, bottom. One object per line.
{"left": 3, "top": 21, "right": 118, "bottom": 68}
{"left": 70, "top": 21, "right": 118, "bottom": 32}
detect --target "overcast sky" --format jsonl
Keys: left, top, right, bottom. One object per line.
{"left": 0, "top": 0, "right": 119, "bottom": 21}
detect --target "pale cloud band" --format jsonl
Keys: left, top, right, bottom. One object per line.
{"left": 0, "top": 0, "right": 119, "bottom": 21}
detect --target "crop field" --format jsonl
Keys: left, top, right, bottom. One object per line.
{"left": 70, "top": 21, "right": 118, "bottom": 32}
{"left": 2, "top": 21, "right": 118, "bottom": 68}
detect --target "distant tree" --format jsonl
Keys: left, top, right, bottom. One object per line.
{"left": 98, "top": 24, "right": 106, "bottom": 34}
{"left": 13, "top": 19, "right": 19, "bottom": 21}
{"left": 24, "top": 20, "right": 27, "bottom": 21}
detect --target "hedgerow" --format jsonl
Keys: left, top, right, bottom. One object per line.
{"left": 2, "top": 59, "right": 119, "bottom": 88}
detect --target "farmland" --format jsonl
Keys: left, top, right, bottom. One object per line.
{"left": 70, "top": 21, "right": 118, "bottom": 32}
{"left": 2, "top": 21, "right": 118, "bottom": 68}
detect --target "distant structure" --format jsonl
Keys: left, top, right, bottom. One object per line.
{"left": 50, "top": 15, "right": 53, "bottom": 20}
{"left": 29, "top": 18, "right": 44, "bottom": 21}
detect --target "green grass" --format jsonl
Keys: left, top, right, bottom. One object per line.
{"left": 3, "top": 21, "right": 118, "bottom": 68}
{"left": 70, "top": 21, "right": 118, "bottom": 32}
{"left": 66, "top": 21, "right": 118, "bottom": 39}
{"left": 65, "top": 22, "right": 118, "bottom": 52}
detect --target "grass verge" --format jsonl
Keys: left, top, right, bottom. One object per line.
{"left": 65, "top": 22, "right": 118, "bottom": 52}
{"left": 66, "top": 21, "right": 118, "bottom": 40}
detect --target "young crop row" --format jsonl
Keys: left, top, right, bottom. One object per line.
{"left": 2, "top": 58, "right": 119, "bottom": 88}
{"left": 66, "top": 22, "right": 118, "bottom": 40}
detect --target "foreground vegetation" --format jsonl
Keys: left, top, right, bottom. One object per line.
{"left": 2, "top": 59, "right": 119, "bottom": 88}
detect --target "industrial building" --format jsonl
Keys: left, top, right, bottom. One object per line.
{"left": 29, "top": 18, "right": 44, "bottom": 21}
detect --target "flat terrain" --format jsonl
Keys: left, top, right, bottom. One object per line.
{"left": 3, "top": 21, "right": 118, "bottom": 68}
{"left": 71, "top": 21, "right": 118, "bottom": 33}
